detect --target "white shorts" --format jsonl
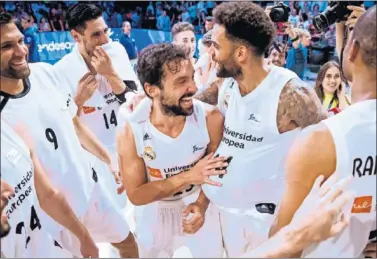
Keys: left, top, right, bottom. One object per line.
{"left": 216, "top": 205, "right": 276, "bottom": 257}
{"left": 56, "top": 182, "right": 130, "bottom": 257}
{"left": 134, "top": 190, "right": 223, "bottom": 258}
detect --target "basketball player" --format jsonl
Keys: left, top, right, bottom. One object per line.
{"left": 199, "top": 2, "right": 328, "bottom": 257}
{"left": 271, "top": 5, "right": 377, "bottom": 258}
{"left": 116, "top": 43, "right": 226, "bottom": 258}
{"left": 1, "top": 119, "right": 98, "bottom": 257}
{"left": 53, "top": 3, "right": 139, "bottom": 207}
{"left": 1, "top": 179, "right": 13, "bottom": 238}
{"left": 171, "top": 22, "right": 197, "bottom": 64}
{"left": 0, "top": 12, "right": 138, "bottom": 258}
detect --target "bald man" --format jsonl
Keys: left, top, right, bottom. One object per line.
{"left": 271, "top": 6, "right": 377, "bottom": 258}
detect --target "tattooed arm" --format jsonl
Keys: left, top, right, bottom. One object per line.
{"left": 195, "top": 78, "right": 224, "bottom": 105}
{"left": 276, "top": 78, "right": 329, "bottom": 134}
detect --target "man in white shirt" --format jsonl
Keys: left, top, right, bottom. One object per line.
{"left": 54, "top": 3, "right": 140, "bottom": 208}
{"left": 0, "top": 12, "right": 138, "bottom": 258}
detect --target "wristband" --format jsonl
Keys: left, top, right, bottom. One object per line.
{"left": 291, "top": 36, "right": 299, "bottom": 42}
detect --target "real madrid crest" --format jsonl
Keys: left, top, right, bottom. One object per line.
{"left": 223, "top": 94, "right": 230, "bottom": 109}
{"left": 143, "top": 146, "right": 156, "bottom": 161}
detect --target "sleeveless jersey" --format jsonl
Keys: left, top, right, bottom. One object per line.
{"left": 126, "top": 98, "right": 210, "bottom": 201}
{"left": 0, "top": 120, "right": 64, "bottom": 257}
{"left": 203, "top": 66, "right": 299, "bottom": 210}
{"left": 217, "top": 78, "right": 236, "bottom": 116}
{"left": 303, "top": 99, "right": 377, "bottom": 258}
{"left": 1, "top": 63, "right": 96, "bottom": 236}
{"left": 54, "top": 41, "right": 139, "bottom": 157}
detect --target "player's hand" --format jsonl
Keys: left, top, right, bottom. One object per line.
{"left": 182, "top": 202, "right": 205, "bottom": 234}
{"left": 127, "top": 92, "right": 146, "bottom": 113}
{"left": 290, "top": 174, "right": 354, "bottom": 248}
{"left": 187, "top": 152, "right": 229, "bottom": 186}
{"left": 345, "top": 5, "right": 366, "bottom": 30}
{"left": 363, "top": 241, "right": 377, "bottom": 258}
{"left": 79, "top": 232, "right": 99, "bottom": 258}
{"left": 91, "top": 46, "right": 116, "bottom": 78}
{"left": 75, "top": 72, "right": 99, "bottom": 106}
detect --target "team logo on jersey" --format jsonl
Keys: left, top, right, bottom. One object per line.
{"left": 223, "top": 94, "right": 230, "bottom": 109}
{"left": 62, "top": 94, "right": 73, "bottom": 110}
{"left": 6, "top": 148, "right": 22, "bottom": 165}
{"left": 147, "top": 166, "right": 163, "bottom": 178}
{"left": 143, "top": 146, "right": 156, "bottom": 161}
{"left": 352, "top": 196, "right": 373, "bottom": 213}
{"left": 248, "top": 113, "right": 261, "bottom": 123}
{"left": 193, "top": 145, "right": 205, "bottom": 153}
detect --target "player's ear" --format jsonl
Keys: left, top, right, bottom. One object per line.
{"left": 348, "top": 39, "right": 360, "bottom": 64}
{"left": 70, "top": 29, "right": 80, "bottom": 43}
{"left": 144, "top": 83, "right": 159, "bottom": 99}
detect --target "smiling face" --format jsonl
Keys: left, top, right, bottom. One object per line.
{"left": 322, "top": 65, "right": 342, "bottom": 94}
{"left": 0, "top": 22, "right": 30, "bottom": 80}
{"left": 174, "top": 30, "right": 197, "bottom": 58}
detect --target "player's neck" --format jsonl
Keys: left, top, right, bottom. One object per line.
{"left": 79, "top": 47, "right": 96, "bottom": 73}
{"left": 150, "top": 103, "right": 186, "bottom": 137}
{"left": 0, "top": 77, "right": 24, "bottom": 95}
{"left": 236, "top": 58, "right": 268, "bottom": 97}
{"left": 350, "top": 72, "right": 377, "bottom": 104}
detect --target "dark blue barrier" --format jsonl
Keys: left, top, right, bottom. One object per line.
{"left": 36, "top": 28, "right": 202, "bottom": 64}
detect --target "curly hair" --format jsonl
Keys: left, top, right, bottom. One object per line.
{"left": 0, "top": 12, "right": 13, "bottom": 25}
{"left": 213, "top": 2, "right": 275, "bottom": 56}
{"left": 66, "top": 3, "right": 102, "bottom": 33}
{"left": 137, "top": 43, "right": 188, "bottom": 96}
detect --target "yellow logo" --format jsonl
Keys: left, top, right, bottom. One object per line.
{"left": 143, "top": 146, "right": 156, "bottom": 161}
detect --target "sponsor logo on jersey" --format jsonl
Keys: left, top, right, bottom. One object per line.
{"left": 248, "top": 113, "right": 261, "bottom": 123}
{"left": 352, "top": 196, "right": 373, "bottom": 213}
{"left": 221, "top": 124, "right": 263, "bottom": 149}
{"left": 6, "top": 148, "right": 22, "bottom": 165}
{"left": 143, "top": 146, "right": 156, "bottom": 161}
{"left": 164, "top": 161, "right": 198, "bottom": 178}
{"left": 193, "top": 145, "right": 205, "bottom": 153}
{"left": 82, "top": 106, "right": 96, "bottom": 115}
{"left": 352, "top": 156, "right": 376, "bottom": 178}
{"left": 147, "top": 166, "right": 163, "bottom": 178}
{"left": 143, "top": 133, "right": 151, "bottom": 141}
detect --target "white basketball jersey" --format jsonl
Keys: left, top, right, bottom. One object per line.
{"left": 217, "top": 78, "right": 236, "bottom": 116}
{"left": 203, "top": 66, "right": 299, "bottom": 210}
{"left": 54, "top": 41, "right": 139, "bottom": 157}
{"left": 303, "top": 99, "right": 377, "bottom": 258}
{"left": 0, "top": 120, "right": 65, "bottom": 257}
{"left": 1, "top": 63, "right": 96, "bottom": 235}
{"left": 126, "top": 98, "right": 210, "bottom": 201}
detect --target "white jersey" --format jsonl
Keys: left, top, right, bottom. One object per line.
{"left": 194, "top": 53, "right": 218, "bottom": 95}
{"left": 303, "top": 99, "right": 377, "bottom": 258}
{"left": 54, "top": 41, "right": 139, "bottom": 156}
{"left": 1, "top": 63, "right": 96, "bottom": 236}
{"left": 203, "top": 66, "right": 299, "bottom": 210}
{"left": 125, "top": 98, "right": 209, "bottom": 201}
{"left": 0, "top": 120, "right": 66, "bottom": 257}
{"left": 217, "top": 77, "right": 236, "bottom": 116}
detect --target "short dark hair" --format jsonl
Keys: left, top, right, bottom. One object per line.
{"left": 171, "top": 22, "right": 195, "bottom": 38}
{"left": 268, "top": 42, "right": 288, "bottom": 56}
{"left": 213, "top": 2, "right": 275, "bottom": 56}
{"left": 202, "top": 30, "right": 212, "bottom": 47}
{"left": 66, "top": 3, "right": 102, "bottom": 33}
{"left": 0, "top": 12, "right": 13, "bottom": 26}
{"left": 137, "top": 43, "right": 188, "bottom": 95}
{"left": 206, "top": 16, "right": 213, "bottom": 22}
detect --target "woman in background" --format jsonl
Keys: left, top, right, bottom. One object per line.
{"left": 314, "top": 61, "right": 350, "bottom": 115}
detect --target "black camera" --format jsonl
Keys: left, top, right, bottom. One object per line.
{"left": 269, "top": 2, "right": 291, "bottom": 23}
{"left": 313, "top": 1, "right": 363, "bottom": 32}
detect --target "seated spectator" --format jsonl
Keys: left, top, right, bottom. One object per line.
{"left": 300, "top": 12, "right": 310, "bottom": 30}
{"left": 285, "top": 26, "right": 311, "bottom": 79}
{"left": 314, "top": 61, "right": 350, "bottom": 114}
{"left": 288, "top": 9, "right": 300, "bottom": 28}
{"left": 39, "top": 16, "right": 51, "bottom": 32}
{"left": 299, "top": 1, "right": 311, "bottom": 14}
{"left": 120, "top": 21, "right": 138, "bottom": 61}
{"left": 156, "top": 9, "right": 171, "bottom": 32}
{"left": 48, "top": 7, "right": 64, "bottom": 31}
{"left": 308, "top": 3, "right": 320, "bottom": 20}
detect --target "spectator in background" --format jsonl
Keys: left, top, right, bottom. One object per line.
{"left": 308, "top": 3, "right": 320, "bottom": 20}
{"left": 288, "top": 9, "right": 300, "bottom": 28}
{"left": 110, "top": 6, "right": 122, "bottom": 28}
{"left": 299, "top": 1, "right": 311, "bottom": 15}
{"left": 181, "top": 6, "right": 190, "bottom": 22}
{"left": 165, "top": 2, "right": 179, "bottom": 25}
{"left": 156, "top": 9, "right": 171, "bottom": 32}
{"left": 285, "top": 26, "right": 311, "bottom": 79}
{"left": 300, "top": 12, "right": 310, "bottom": 30}
{"left": 204, "top": 16, "right": 213, "bottom": 33}
{"left": 171, "top": 22, "right": 197, "bottom": 63}
{"left": 143, "top": 9, "right": 156, "bottom": 29}
{"left": 267, "top": 42, "right": 287, "bottom": 67}
{"left": 323, "top": 24, "right": 336, "bottom": 61}
{"left": 146, "top": 1, "right": 155, "bottom": 15}
{"left": 21, "top": 14, "right": 40, "bottom": 63}
{"left": 131, "top": 9, "right": 141, "bottom": 28}
{"left": 205, "top": 1, "right": 215, "bottom": 16}
{"left": 29, "top": 14, "right": 38, "bottom": 32}
{"left": 197, "top": 9, "right": 207, "bottom": 33}
{"left": 314, "top": 61, "right": 350, "bottom": 114}
{"left": 48, "top": 7, "right": 64, "bottom": 31}
{"left": 156, "top": 4, "right": 163, "bottom": 17}
{"left": 14, "top": 5, "right": 28, "bottom": 22}
{"left": 120, "top": 21, "right": 138, "bottom": 61}
{"left": 39, "top": 16, "right": 51, "bottom": 32}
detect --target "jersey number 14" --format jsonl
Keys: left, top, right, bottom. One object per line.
{"left": 103, "top": 110, "right": 118, "bottom": 129}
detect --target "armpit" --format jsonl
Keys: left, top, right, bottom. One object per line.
{"left": 277, "top": 78, "right": 328, "bottom": 133}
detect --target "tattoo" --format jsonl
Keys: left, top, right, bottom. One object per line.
{"left": 195, "top": 78, "right": 224, "bottom": 105}
{"left": 277, "top": 78, "right": 328, "bottom": 133}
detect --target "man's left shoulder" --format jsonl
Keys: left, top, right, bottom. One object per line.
{"left": 277, "top": 78, "right": 328, "bottom": 130}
